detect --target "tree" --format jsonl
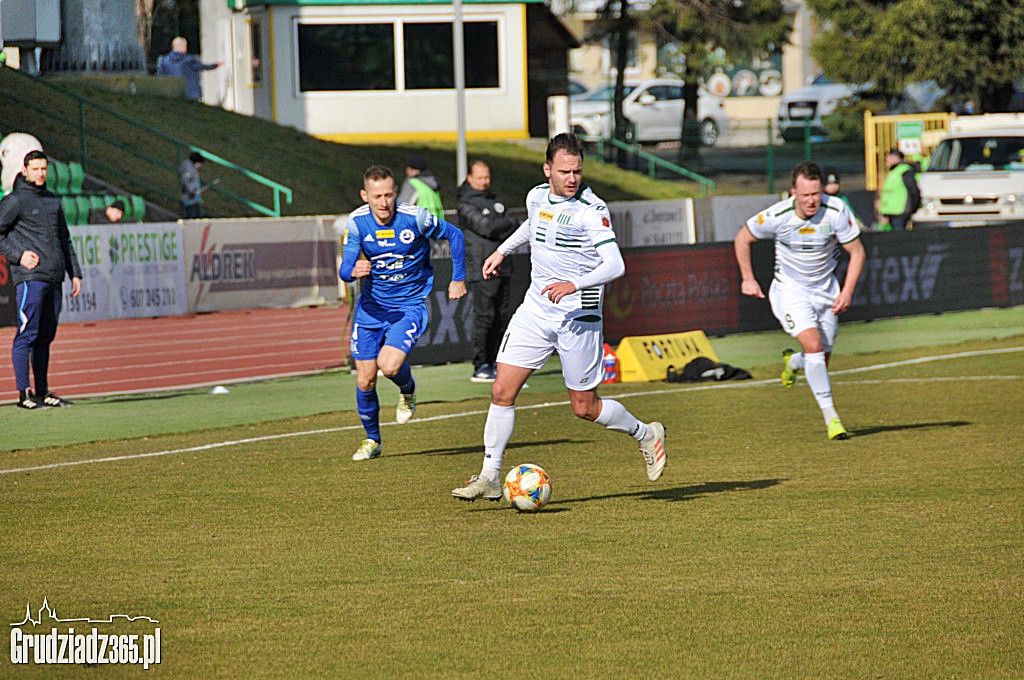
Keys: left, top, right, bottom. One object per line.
{"left": 644, "top": 0, "right": 789, "bottom": 158}
{"left": 806, "top": 0, "right": 1024, "bottom": 112}
{"left": 584, "top": 0, "right": 639, "bottom": 165}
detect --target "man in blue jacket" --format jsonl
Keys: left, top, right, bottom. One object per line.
{"left": 0, "top": 150, "right": 83, "bottom": 409}
{"left": 157, "top": 36, "right": 222, "bottom": 102}
{"left": 339, "top": 165, "right": 467, "bottom": 461}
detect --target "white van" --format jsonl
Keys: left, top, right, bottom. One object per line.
{"left": 914, "top": 115, "right": 1024, "bottom": 227}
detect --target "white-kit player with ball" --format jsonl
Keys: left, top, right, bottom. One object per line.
{"left": 452, "top": 132, "right": 667, "bottom": 502}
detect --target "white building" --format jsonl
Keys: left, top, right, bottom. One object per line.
{"left": 201, "top": 0, "right": 577, "bottom": 141}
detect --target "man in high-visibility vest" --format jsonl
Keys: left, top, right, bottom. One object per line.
{"left": 877, "top": 148, "right": 920, "bottom": 230}
{"left": 397, "top": 154, "right": 444, "bottom": 219}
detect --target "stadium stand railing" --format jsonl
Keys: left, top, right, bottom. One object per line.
{"left": 0, "top": 64, "right": 292, "bottom": 219}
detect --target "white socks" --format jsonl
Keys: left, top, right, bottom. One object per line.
{"left": 481, "top": 403, "right": 515, "bottom": 482}
{"left": 594, "top": 398, "right": 648, "bottom": 441}
{"left": 480, "top": 399, "right": 649, "bottom": 482}
{"left": 788, "top": 351, "right": 805, "bottom": 372}
{"left": 803, "top": 351, "right": 838, "bottom": 424}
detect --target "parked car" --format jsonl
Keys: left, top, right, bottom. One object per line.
{"left": 913, "top": 122, "right": 1024, "bottom": 228}
{"left": 569, "top": 79, "right": 731, "bottom": 146}
{"left": 777, "top": 73, "right": 861, "bottom": 142}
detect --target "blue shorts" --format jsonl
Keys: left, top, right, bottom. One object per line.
{"left": 350, "top": 299, "right": 428, "bottom": 361}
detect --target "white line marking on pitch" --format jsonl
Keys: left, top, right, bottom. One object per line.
{"left": 2, "top": 346, "right": 1021, "bottom": 476}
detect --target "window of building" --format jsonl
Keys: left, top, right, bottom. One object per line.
{"left": 297, "top": 23, "right": 396, "bottom": 92}
{"left": 249, "top": 20, "right": 263, "bottom": 86}
{"left": 403, "top": 21, "right": 500, "bottom": 90}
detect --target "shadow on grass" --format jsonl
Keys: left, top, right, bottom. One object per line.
{"left": 554, "top": 478, "right": 785, "bottom": 505}
{"left": 392, "top": 439, "right": 575, "bottom": 458}
{"left": 851, "top": 421, "right": 970, "bottom": 437}
{"left": 461, "top": 478, "right": 785, "bottom": 512}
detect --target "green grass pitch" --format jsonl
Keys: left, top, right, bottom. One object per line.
{"left": 1, "top": 309, "right": 1022, "bottom": 678}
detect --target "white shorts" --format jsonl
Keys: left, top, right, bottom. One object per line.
{"left": 768, "top": 279, "right": 839, "bottom": 352}
{"left": 497, "top": 307, "right": 604, "bottom": 391}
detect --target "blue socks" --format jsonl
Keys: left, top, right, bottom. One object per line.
{"left": 356, "top": 387, "right": 381, "bottom": 442}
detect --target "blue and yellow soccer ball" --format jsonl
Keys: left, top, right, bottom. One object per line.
{"left": 503, "top": 464, "right": 552, "bottom": 512}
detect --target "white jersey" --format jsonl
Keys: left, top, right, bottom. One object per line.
{"left": 516, "top": 183, "right": 618, "bottom": 322}
{"left": 746, "top": 194, "right": 860, "bottom": 289}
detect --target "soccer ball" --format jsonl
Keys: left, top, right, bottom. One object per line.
{"left": 503, "top": 464, "right": 552, "bottom": 512}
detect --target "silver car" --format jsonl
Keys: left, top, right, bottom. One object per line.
{"left": 569, "top": 79, "right": 730, "bottom": 146}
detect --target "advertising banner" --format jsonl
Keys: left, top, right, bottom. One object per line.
{"left": 183, "top": 217, "right": 338, "bottom": 312}
{"left": 0, "top": 254, "right": 14, "bottom": 326}
{"left": 607, "top": 199, "right": 696, "bottom": 247}
{"left": 59, "top": 221, "right": 187, "bottom": 322}
{"left": 603, "top": 245, "right": 740, "bottom": 342}
{"left": 999, "top": 223, "right": 1024, "bottom": 307}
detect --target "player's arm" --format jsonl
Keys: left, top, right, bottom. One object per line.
{"left": 483, "top": 218, "right": 529, "bottom": 279}
{"left": 833, "top": 236, "right": 865, "bottom": 314}
{"left": 542, "top": 207, "right": 624, "bottom": 304}
{"left": 337, "top": 217, "right": 369, "bottom": 281}
{"left": 733, "top": 224, "right": 764, "bottom": 299}
{"left": 418, "top": 209, "right": 467, "bottom": 299}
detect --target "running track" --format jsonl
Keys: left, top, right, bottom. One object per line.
{"left": 0, "top": 306, "right": 350, "bottom": 400}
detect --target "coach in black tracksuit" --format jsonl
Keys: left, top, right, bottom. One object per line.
{"left": 0, "top": 150, "right": 82, "bottom": 409}
{"left": 456, "top": 160, "right": 519, "bottom": 382}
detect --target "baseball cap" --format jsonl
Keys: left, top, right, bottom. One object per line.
{"left": 406, "top": 154, "right": 427, "bottom": 170}
{"left": 824, "top": 168, "right": 840, "bottom": 184}
{"left": 109, "top": 199, "right": 126, "bottom": 212}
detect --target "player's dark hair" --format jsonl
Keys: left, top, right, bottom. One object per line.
{"left": 23, "top": 149, "right": 47, "bottom": 166}
{"left": 364, "top": 165, "right": 394, "bottom": 183}
{"left": 546, "top": 132, "right": 584, "bottom": 163}
{"left": 791, "top": 161, "right": 823, "bottom": 186}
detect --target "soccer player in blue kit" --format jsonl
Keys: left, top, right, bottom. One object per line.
{"left": 339, "top": 165, "right": 467, "bottom": 461}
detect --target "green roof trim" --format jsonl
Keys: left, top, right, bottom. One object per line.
{"left": 229, "top": 0, "right": 541, "bottom": 7}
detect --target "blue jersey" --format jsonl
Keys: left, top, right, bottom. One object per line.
{"left": 339, "top": 202, "right": 466, "bottom": 309}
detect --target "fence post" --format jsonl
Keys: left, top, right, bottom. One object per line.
{"left": 79, "top": 100, "right": 87, "bottom": 173}
{"left": 766, "top": 119, "right": 775, "bottom": 194}
{"left": 803, "top": 117, "right": 811, "bottom": 160}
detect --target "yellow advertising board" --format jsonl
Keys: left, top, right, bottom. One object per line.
{"left": 615, "top": 331, "right": 719, "bottom": 382}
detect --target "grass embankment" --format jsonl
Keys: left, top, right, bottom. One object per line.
{"left": 0, "top": 67, "right": 693, "bottom": 218}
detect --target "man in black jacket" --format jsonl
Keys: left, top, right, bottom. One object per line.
{"left": 456, "top": 160, "right": 519, "bottom": 382}
{"left": 0, "top": 150, "right": 83, "bottom": 409}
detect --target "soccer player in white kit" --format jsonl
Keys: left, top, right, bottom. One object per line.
{"left": 452, "top": 133, "right": 667, "bottom": 501}
{"left": 733, "top": 161, "right": 866, "bottom": 440}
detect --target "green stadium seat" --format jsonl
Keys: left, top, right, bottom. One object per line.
{"left": 46, "top": 160, "right": 58, "bottom": 192}
{"left": 75, "top": 196, "right": 90, "bottom": 225}
{"left": 117, "top": 194, "right": 132, "bottom": 220}
{"left": 61, "top": 197, "right": 78, "bottom": 225}
{"left": 67, "top": 161, "right": 84, "bottom": 194}
{"left": 130, "top": 195, "right": 146, "bottom": 222}
{"left": 48, "top": 160, "right": 69, "bottom": 195}
{"left": 89, "top": 195, "right": 106, "bottom": 212}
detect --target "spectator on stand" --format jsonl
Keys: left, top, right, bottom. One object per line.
{"left": 88, "top": 199, "right": 126, "bottom": 224}
{"left": 157, "top": 36, "right": 223, "bottom": 102}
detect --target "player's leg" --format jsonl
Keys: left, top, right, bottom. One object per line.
{"left": 349, "top": 310, "right": 386, "bottom": 460}
{"left": 377, "top": 305, "right": 427, "bottom": 424}
{"left": 453, "top": 310, "right": 546, "bottom": 501}
{"left": 35, "top": 284, "right": 73, "bottom": 407}
{"left": 561, "top": 322, "right": 666, "bottom": 481}
{"left": 771, "top": 283, "right": 847, "bottom": 439}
